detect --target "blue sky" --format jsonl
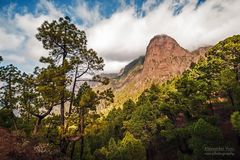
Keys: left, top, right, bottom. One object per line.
{"left": 0, "top": 0, "right": 205, "bottom": 19}
{"left": 0, "top": 0, "right": 239, "bottom": 73}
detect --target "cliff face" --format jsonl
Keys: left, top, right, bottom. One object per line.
{"left": 97, "top": 35, "right": 209, "bottom": 112}
{"left": 142, "top": 35, "right": 194, "bottom": 83}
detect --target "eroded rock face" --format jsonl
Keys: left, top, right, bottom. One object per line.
{"left": 141, "top": 35, "right": 198, "bottom": 83}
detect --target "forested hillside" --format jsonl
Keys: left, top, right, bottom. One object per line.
{"left": 1, "top": 17, "right": 240, "bottom": 160}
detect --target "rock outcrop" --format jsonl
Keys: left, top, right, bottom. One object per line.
{"left": 142, "top": 35, "right": 195, "bottom": 83}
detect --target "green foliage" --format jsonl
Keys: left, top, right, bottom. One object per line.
{"left": 82, "top": 140, "right": 95, "bottom": 160}
{"left": 36, "top": 16, "right": 86, "bottom": 59}
{"left": 123, "top": 101, "right": 160, "bottom": 144}
{"left": 74, "top": 82, "right": 98, "bottom": 110}
{"left": 231, "top": 111, "right": 240, "bottom": 133}
{"left": 188, "top": 118, "right": 222, "bottom": 159}
{"left": 43, "top": 115, "right": 61, "bottom": 143}
{"left": 0, "top": 64, "right": 22, "bottom": 110}
{"left": 72, "top": 139, "right": 95, "bottom": 160}
{"left": 20, "top": 66, "right": 67, "bottom": 116}
{"left": 118, "top": 132, "right": 146, "bottom": 160}
{"left": 121, "top": 100, "right": 136, "bottom": 120}
{"left": 97, "top": 132, "right": 146, "bottom": 160}
{"left": 0, "top": 108, "right": 14, "bottom": 128}
{"left": 0, "top": 64, "right": 22, "bottom": 130}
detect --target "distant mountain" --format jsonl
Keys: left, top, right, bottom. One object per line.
{"left": 118, "top": 56, "right": 145, "bottom": 78}
{"left": 97, "top": 35, "right": 210, "bottom": 113}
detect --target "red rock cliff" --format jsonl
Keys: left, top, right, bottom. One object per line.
{"left": 141, "top": 34, "right": 203, "bottom": 83}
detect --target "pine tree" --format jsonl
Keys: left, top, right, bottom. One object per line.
{"left": 36, "top": 16, "right": 87, "bottom": 133}
{"left": 0, "top": 64, "right": 21, "bottom": 129}
{"left": 36, "top": 16, "right": 109, "bottom": 153}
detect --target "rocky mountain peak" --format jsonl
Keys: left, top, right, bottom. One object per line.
{"left": 142, "top": 34, "right": 193, "bottom": 83}
{"left": 147, "top": 34, "right": 180, "bottom": 51}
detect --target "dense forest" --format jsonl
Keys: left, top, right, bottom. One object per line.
{"left": 1, "top": 17, "right": 240, "bottom": 160}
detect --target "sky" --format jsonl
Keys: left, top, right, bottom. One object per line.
{"left": 0, "top": 0, "right": 240, "bottom": 73}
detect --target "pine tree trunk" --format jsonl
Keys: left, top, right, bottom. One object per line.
{"left": 80, "top": 136, "right": 84, "bottom": 160}
{"left": 60, "top": 138, "right": 68, "bottom": 154}
{"left": 60, "top": 53, "right": 67, "bottom": 154}
{"left": 69, "top": 66, "right": 78, "bottom": 115}
{"left": 70, "top": 141, "right": 76, "bottom": 160}
{"left": 146, "top": 142, "right": 153, "bottom": 160}
{"left": 10, "top": 111, "right": 18, "bottom": 130}
{"left": 8, "top": 77, "right": 18, "bottom": 130}
{"left": 64, "top": 66, "right": 78, "bottom": 143}
{"left": 33, "top": 117, "right": 43, "bottom": 135}
{"left": 227, "top": 90, "right": 235, "bottom": 107}
{"left": 79, "top": 108, "right": 84, "bottom": 160}
{"left": 208, "top": 96, "right": 214, "bottom": 115}
{"left": 237, "top": 135, "right": 240, "bottom": 146}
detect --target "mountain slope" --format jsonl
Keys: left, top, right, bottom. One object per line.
{"left": 97, "top": 35, "right": 209, "bottom": 112}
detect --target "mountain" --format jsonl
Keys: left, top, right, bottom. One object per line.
{"left": 118, "top": 56, "right": 145, "bottom": 78}
{"left": 97, "top": 35, "right": 210, "bottom": 112}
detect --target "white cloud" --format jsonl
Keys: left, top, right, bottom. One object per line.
{"left": 142, "top": 0, "right": 160, "bottom": 13}
{"left": 87, "top": 8, "right": 148, "bottom": 61}
{"left": 4, "top": 54, "right": 26, "bottom": 64}
{"left": 0, "top": 27, "right": 24, "bottom": 51}
{"left": 13, "top": 13, "right": 51, "bottom": 59}
{"left": 74, "top": 1, "right": 102, "bottom": 27}
{"left": 36, "top": 0, "right": 63, "bottom": 18}
{"left": 86, "top": 0, "right": 240, "bottom": 73}
{"left": 103, "top": 60, "right": 129, "bottom": 73}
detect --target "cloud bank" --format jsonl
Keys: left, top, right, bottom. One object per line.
{"left": 87, "top": 0, "right": 240, "bottom": 65}
{"left": 0, "top": 0, "right": 240, "bottom": 73}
